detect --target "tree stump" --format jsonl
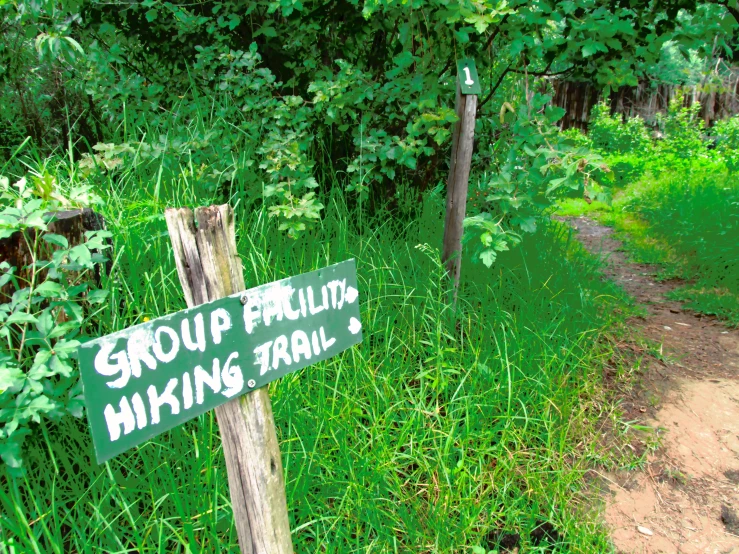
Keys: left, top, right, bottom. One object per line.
{"left": 0, "top": 208, "right": 105, "bottom": 302}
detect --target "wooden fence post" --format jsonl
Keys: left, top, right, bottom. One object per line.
{"left": 442, "top": 75, "right": 478, "bottom": 298}
{"left": 165, "top": 204, "right": 293, "bottom": 554}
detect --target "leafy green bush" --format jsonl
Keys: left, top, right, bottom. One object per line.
{"left": 712, "top": 114, "right": 739, "bottom": 173}
{"left": 3, "top": 0, "right": 733, "bottom": 244}
{"left": 465, "top": 96, "right": 607, "bottom": 266}
{"left": 655, "top": 91, "right": 708, "bottom": 163}
{"left": 588, "top": 103, "right": 652, "bottom": 155}
{"left": 0, "top": 167, "right": 111, "bottom": 473}
{"left": 607, "top": 154, "right": 648, "bottom": 188}
{"left": 559, "top": 127, "right": 593, "bottom": 149}
{"left": 0, "top": 3, "right": 98, "bottom": 159}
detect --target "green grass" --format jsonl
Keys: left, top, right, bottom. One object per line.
{"left": 611, "top": 170, "right": 739, "bottom": 326}
{"left": 597, "top": 213, "right": 680, "bottom": 273}
{"left": 554, "top": 198, "right": 611, "bottom": 218}
{"left": 634, "top": 171, "right": 739, "bottom": 325}
{"left": 0, "top": 156, "right": 638, "bottom": 552}
{"left": 666, "top": 286, "right": 739, "bottom": 325}
{"left": 557, "top": 162, "right": 739, "bottom": 327}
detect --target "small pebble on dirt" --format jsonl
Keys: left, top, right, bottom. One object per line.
{"left": 637, "top": 526, "right": 654, "bottom": 536}
{"left": 664, "top": 326, "right": 673, "bottom": 331}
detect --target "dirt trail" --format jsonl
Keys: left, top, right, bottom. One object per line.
{"left": 566, "top": 216, "right": 739, "bottom": 554}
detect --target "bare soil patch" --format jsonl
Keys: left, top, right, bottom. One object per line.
{"left": 564, "top": 216, "right": 739, "bottom": 553}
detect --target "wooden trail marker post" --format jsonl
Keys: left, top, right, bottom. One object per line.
{"left": 442, "top": 58, "right": 480, "bottom": 299}
{"left": 77, "top": 205, "right": 363, "bottom": 553}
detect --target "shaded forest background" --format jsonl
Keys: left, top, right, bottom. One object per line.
{"left": 2, "top": 0, "right": 738, "bottom": 232}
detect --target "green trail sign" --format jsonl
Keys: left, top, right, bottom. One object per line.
{"left": 457, "top": 58, "right": 481, "bottom": 95}
{"left": 79, "top": 260, "right": 362, "bottom": 463}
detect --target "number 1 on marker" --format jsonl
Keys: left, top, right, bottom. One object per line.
{"left": 463, "top": 66, "right": 474, "bottom": 85}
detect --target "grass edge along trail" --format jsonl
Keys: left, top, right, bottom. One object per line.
{"left": 558, "top": 168, "right": 739, "bottom": 328}
{"left": 1, "top": 179, "right": 641, "bottom": 553}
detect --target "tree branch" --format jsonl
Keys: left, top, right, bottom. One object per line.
{"left": 477, "top": 64, "right": 512, "bottom": 115}
{"left": 483, "top": 14, "right": 509, "bottom": 51}
{"left": 438, "top": 57, "right": 454, "bottom": 80}
{"left": 508, "top": 61, "right": 574, "bottom": 78}
{"left": 715, "top": 0, "right": 739, "bottom": 23}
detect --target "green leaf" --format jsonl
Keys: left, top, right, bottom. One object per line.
{"left": 23, "top": 210, "right": 47, "bottom": 230}
{"left": 66, "top": 396, "right": 85, "bottom": 418}
{"left": 0, "top": 364, "right": 25, "bottom": 394}
{"left": 33, "top": 281, "right": 62, "bottom": 298}
{"left": 228, "top": 15, "right": 241, "bottom": 30}
{"left": 0, "top": 270, "right": 15, "bottom": 288}
{"left": 480, "top": 249, "right": 497, "bottom": 267}
{"left": 513, "top": 216, "right": 537, "bottom": 233}
{"left": 49, "top": 355, "right": 73, "bottom": 378}
{"left": 392, "top": 51, "right": 415, "bottom": 70}
{"left": 455, "top": 29, "right": 470, "bottom": 44}
{"left": 24, "top": 395, "right": 57, "bottom": 422}
{"left": 0, "top": 439, "right": 24, "bottom": 469}
{"left": 5, "top": 312, "right": 37, "bottom": 325}
{"left": 87, "top": 289, "right": 109, "bottom": 304}
{"left": 63, "top": 37, "right": 85, "bottom": 54}
{"left": 28, "top": 350, "right": 52, "bottom": 379}
{"left": 69, "top": 245, "right": 92, "bottom": 268}
{"left": 66, "top": 284, "right": 88, "bottom": 297}
{"left": 35, "top": 309, "right": 54, "bottom": 336}
{"left": 54, "top": 339, "right": 81, "bottom": 357}
{"left": 582, "top": 41, "right": 607, "bottom": 58}
{"left": 54, "top": 301, "right": 83, "bottom": 323}
{"left": 545, "top": 106, "right": 566, "bottom": 123}
{"left": 43, "top": 234, "right": 68, "bottom": 248}
{"left": 255, "top": 24, "right": 277, "bottom": 38}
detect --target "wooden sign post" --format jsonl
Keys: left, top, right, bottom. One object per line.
{"left": 442, "top": 58, "right": 480, "bottom": 299}
{"left": 77, "top": 205, "right": 363, "bottom": 554}
{"left": 165, "top": 205, "right": 291, "bottom": 553}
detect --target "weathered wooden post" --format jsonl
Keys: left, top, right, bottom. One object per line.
{"left": 442, "top": 58, "right": 480, "bottom": 298}
{"left": 165, "top": 205, "right": 292, "bottom": 553}
{"left": 77, "top": 204, "right": 363, "bottom": 554}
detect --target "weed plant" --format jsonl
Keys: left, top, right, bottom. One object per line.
{"left": 0, "top": 162, "right": 629, "bottom": 552}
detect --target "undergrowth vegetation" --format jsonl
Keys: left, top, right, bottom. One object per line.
{"left": 558, "top": 96, "right": 739, "bottom": 327}
{"left": 0, "top": 160, "right": 634, "bottom": 551}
